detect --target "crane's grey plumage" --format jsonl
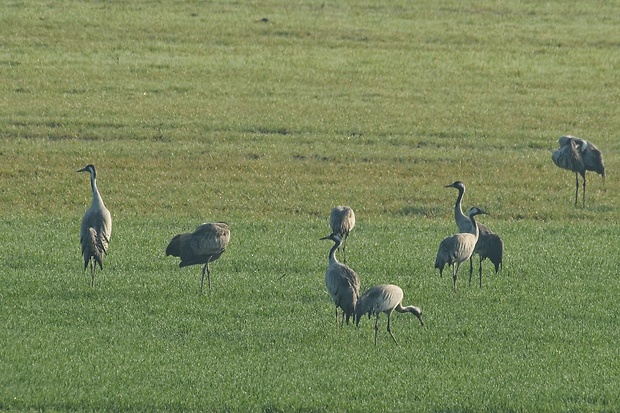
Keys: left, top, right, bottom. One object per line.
{"left": 445, "top": 181, "right": 503, "bottom": 288}
{"left": 355, "top": 284, "right": 424, "bottom": 345}
{"left": 329, "top": 206, "right": 355, "bottom": 263}
{"left": 78, "top": 164, "right": 112, "bottom": 287}
{"left": 320, "top": 233, "right": 360, "bottom": 326}
{"left": 435, "top": 207, "right": 486, "bottom": 292}
{"left": 166, "top": 222, "right": 230, "bottom": 292}
{"left": 552, "top": 135, "right": 605, "bottom": 207}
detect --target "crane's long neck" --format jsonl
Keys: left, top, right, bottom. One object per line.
{"left": 90, "top": 172, "right": 105, "bottom": 208}
{"left": 469, "top": 214, "right": 480, "bottom": 240}
{"left": 454, "top": 186, "right": 466, "bottom": 221}
{"left": 395, "top": 304, "right": 424, "bottom": 325}
{"left": 328, "top": 241, "right": 341, "bottom": 265}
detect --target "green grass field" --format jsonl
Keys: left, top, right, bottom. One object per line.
{"left": 1, "top": 1, "right": 619, "bottom": 412}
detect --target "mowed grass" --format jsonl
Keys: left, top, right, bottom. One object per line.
{"left": 1, "top": 0, "right": 620, "bottom": 412}
{"left": 2, "top": 216, "right": 619, "bottom": 412}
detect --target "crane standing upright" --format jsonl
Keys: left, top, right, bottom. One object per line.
{"left": 329, "top": 206, "right": 355, "bottom": 263}
{"left": 78, "top": 164, "right": 112, "bottom": 287}
{"left": 552, "top": 135, "right": 605, "bottom": 207}
{"left": 435, "top": 207, "right": 486, "bottom": 292}
{"left": 320, "top": 233, "right": 360, "bottom": 326}
{"left": 166, "top": 222, "right": 230, "bottom": 293}
{"left": 445, "top": 181, "right": 503, "bottom": 288}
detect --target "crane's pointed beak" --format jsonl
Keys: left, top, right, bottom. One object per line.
{"left": 319, "top": 235, "right": 331, "bottom": 240}
{"left": 77, "top": 166, "right": 88, "bottom": 173}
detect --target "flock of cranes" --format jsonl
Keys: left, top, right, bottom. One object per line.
{"left": 76, "top": 135, "right": 606, "bottom": 344}
{"left": 321, "top": 226, "right": 424, "bottom": 345}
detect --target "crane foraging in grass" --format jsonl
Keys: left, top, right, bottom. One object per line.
{"left": 355, "top": 284, "right": 424, "bottom": 345}
{"left": 78, "top": 164, "right": 112, "bottom": 287}
{"left": 445, "top": 181, "right": 503, "bottom": 288}
{"left": 552, "top": 135, "right": 605, "bottom": 208}
{"left": 329, "top": 206, "right": 355, "bottom": 263}
{"left": 166, "top": 222, "right": 230, "bottom": 293}
{"left": 320, "top": 233, "right": 360, "bottom": 327}
{"left": 435, "top": 207, "right": 486, "bottom": 292}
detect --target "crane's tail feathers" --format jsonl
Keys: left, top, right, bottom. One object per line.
{"left": 486, "top": 234, "right": 504, "bottom": 273}
{"left": 435, "top": 258, "right": 446, "bottom": 277}
{"left": 82, "top": 227, "right": 105, "bottom": 270}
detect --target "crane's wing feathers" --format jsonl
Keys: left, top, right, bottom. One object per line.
{"left": 476, "top": 232, "right": 504, "bottom": 271}
{"left": 325, "top": 263, "right": 360, "bottom": 321}
{"left": 554, "top": 136, "right": 605, "bottom": 177}
{"left": 436, "top": 233, "right": 477, "bottom": 268}
{"left": 580, "top": 141, "right": 605, "bottom": 176}
{"left": 355, "top": 285, "right": 403, "bottom": 318}
{"left": 80, "top": 205, "right": 112, "bottom": 269}
{"left": 330, "top": 206, "right": 355, "bottom": 236}
{"left": 326, "top": 264, "right": 359, "bottom": 299}
{"left": 552, "top": 140, "right": 584, "bottom": 173}
{"left": 81, "top": 227, "right": 104, "bottom": 269}
{"left": 476, "top": 221, "right": 493, "bottom": 236}
{"left": 167, "top": 223, "right": 230, "bottom": 267}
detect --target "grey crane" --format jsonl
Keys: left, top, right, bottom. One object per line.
{"left": 435, "top": 207, "right": 486, "bottom": 292}
{"left": 320, "top": 233, "right": 361, "bottom": 326}
{"left": 354, "top": 284, "right": 424, "bottom": 345}
{"left": 445, "top": 181, "right": 503, "bottom": 288}
{"left": 552, "top": 135, "right": 605, "bottom": 207}
{"left": 166, "top": 222, "right": 230, "bottom": 292}
{"left": 78, "top": 164, "right": 112, "bottom": 287}
{"left": 329, "top": 206, "right": 355, "bottom": 263}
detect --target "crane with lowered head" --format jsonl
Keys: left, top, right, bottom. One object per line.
{"left": 355, "top": 284, "right": 424, "bottom": 345}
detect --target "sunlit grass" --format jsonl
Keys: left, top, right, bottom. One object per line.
{"left": 1, "top": 217, "right": 619, "bottom": 412}
{"left": 1, "top": 0, "right": 619, "bottom": 411}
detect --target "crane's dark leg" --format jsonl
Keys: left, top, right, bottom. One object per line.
{"left": 386, "top": 313, "right": 398, "bottom": 345}
{"left": 200, "top": 257, "right": 215, "bottom": 293}
{"left": 574, "top": 173, "right": 579, "bottom": 207}
{"left": 335, "top": 306, "right": 339, "bottom": 327}
{"left": 206, "top": 262, "right": 212, "bottom": 290}
{"left": 582, "top": 172, "right": 587, "bottom": 208}
{"left": 479, "top": 256, "right": 483, "bottom": 288}
{"left": 200, "top": 263, "right": 208, "bottom": 293}
{"left": 452, "top": 263, "right": 460, "bottom": 292}
{"left": 90, "top": 260, "right": 95, "bottom": 287}
{"left": 469, "top": 256, "right": 473, "bottom": 285}
{"left": 374, "top": 314, "right": 380, "bottom": 345}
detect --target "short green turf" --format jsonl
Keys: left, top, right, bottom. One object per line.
{"left": 1, "top": 1, "right": 619, "bottom": 412}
